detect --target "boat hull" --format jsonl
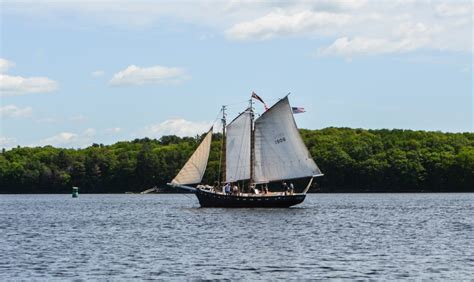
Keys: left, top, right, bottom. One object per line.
{"left": 195, "top": 189, "right": 305, "bottom": 208}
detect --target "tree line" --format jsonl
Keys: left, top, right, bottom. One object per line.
{"left": 1, "top": 127, "right": 473, "bottom": 193}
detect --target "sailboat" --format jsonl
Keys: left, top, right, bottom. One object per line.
{"left": 167, "top": 94, "right": 323, "bottom": 207}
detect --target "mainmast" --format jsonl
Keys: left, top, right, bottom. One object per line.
{"left": 249, "top": 97, "right": 255, "bottom": 191}
{"left": 220, "top": 105, "right": 227, "bottom": 185}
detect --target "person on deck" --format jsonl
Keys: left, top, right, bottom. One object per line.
{"left": 290, "top": 183, "right": 295, "bottom": 195}
{"left": 225, "top": 183, "right": 231, "bottom": 195}
{"left": 282, "top": 182, "right": 289, "bottom": 195}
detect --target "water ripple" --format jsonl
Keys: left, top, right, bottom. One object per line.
{"left": 0, "top": 193, "right": 472, "bottom": 279}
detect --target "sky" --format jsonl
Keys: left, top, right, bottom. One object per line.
{"left": 0, "top": 0, "right": 472, "bottom": 149}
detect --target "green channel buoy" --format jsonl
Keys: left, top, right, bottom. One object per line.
{"left": 72, "top": 186, "right": 79, "bottom": 198}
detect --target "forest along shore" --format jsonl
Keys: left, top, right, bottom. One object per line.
{"left": 1, "top": 127, "right": 472, "bottom": 194}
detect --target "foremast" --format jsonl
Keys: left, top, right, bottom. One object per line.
{"left": 220, "top": 105, "right": 227, "bottom": 186}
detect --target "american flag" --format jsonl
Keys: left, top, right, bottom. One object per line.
{"left": 292, "top": 107, "right": 306, "bottom": 114}
{"left": 251, "top": 91, "right": 269, "bottom": 111}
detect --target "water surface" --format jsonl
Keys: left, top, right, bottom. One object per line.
{"left": 1, "top": 193, "right": 472, "bottom": 279}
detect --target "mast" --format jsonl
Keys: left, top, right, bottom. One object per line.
{"left": 220, "top": 105, "right": 227, "bottom": 185}
{"left": 249, "top": 97, "right": 255, "bottom": 191}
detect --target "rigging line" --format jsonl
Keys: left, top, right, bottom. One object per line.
{"left": 223, "top": 95, "right": 283, "bottom": 114}
{"left": 266, "top": 97, "right": 284, "bottom": 103}
{"left": 222, "top": 99, "right": 251, "bottom": 107}
{"left": 211, "top": 108, "right": 223, "bottom": 125}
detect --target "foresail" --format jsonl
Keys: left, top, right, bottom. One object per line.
{"left": 226, "top": 109, "right": 251, "bottom": 183}
{"left": 254, "top": 97, "right": 321, "bottom": 183}
{"left": 171, "top": 128, "right": 213, "bottom": 185}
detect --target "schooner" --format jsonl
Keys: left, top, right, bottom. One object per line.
{"left": 168, "top": 94, "right": 323, "bottom": 207}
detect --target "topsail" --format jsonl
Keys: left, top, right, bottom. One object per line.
{"left": 171, "top": 128, "right": 213, "bottom": 185}
{"left": 253, "top": 97, "right": 321, "bottom": 183}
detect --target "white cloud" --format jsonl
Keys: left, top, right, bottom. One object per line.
{"left": 91, "top": 70, "right": 105, "bottom": 77}
{"left": 82, "top": 128, "right": 96, "bottom": 138}
{"left": 37, "top": 128, "right": 96, "bottom": 148}
{"left": 317, "top": 36, "right": 429, "bottom": 57}
{"left": 104, "top": 127, "right": 122, "bottom": 134}
{"left": 316, "top": 16, "right": 470, "bottom": 57}
{"left": 70, "top": 115, "right": 88, "bottom": 122}
{"left": 0, "top": 58, "right": 15, "bottom": 73}
{"left": 110, "top": 65, "right": 189, "bottom": 86}
{"left": 0, "top": 74, "right": 58, "bottom": 96}
{"left": 223, "top": 1, "right": 472, "bottom": 56}
{"left": 0, "top": 58, "right": 59, "bottom": 96}
{"left": 2, "top": 1, "right": 472, "bottom": 57}
{"left": 39, "top": 132, "right": 79, "bottom": 146}
{"left": 435, "top": 3, "right": 472, "bottom": 17}
{"left": 139, "top": 118, "right": 211, "bottom": 138}
{"left": 0, "top": 105, "right": 33, "bottom": 118}
{"left": 0, "top": 136, "right": 17, "bottom": 149}
{"left": 293, "top": 0, "right": 368, "bottom": 11}
{"left": 226, "top": 10, "right": 351, "bottom": 40}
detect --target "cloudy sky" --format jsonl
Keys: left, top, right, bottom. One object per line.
{"left": 0, "top": 0, "right": 472, "bottom": 149}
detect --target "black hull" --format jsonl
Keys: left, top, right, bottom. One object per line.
{"left": 195, "top": 189, "right": 305, "bottom": 208}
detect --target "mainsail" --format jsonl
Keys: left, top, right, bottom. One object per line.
{"left": 253, "top": 97, "right": 321, "bottom": 183}
{"left": 171, "top": 128, "right": 213, "bottom": 185}
{"left": 225, "top": 109, "right": 251, "bottom": 183}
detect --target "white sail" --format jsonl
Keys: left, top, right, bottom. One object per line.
{"left": 226, "top": 109, "right": 251, "bottom": 183}
{"left": 171, "top": 128, "right": 213, "bottom": 185}
{"left": 254, "top": 97, "right": 321, "bottom": 183}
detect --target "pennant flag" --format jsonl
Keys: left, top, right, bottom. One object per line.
{"left": 292, "top": 107, "right": 306, "bottom": 114}
{"left": 251, "top": 91, "right": 269, "bottom": 111}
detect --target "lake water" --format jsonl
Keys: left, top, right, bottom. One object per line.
{"left": 0, "top": 193, "right": 472, "bottom": 279}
